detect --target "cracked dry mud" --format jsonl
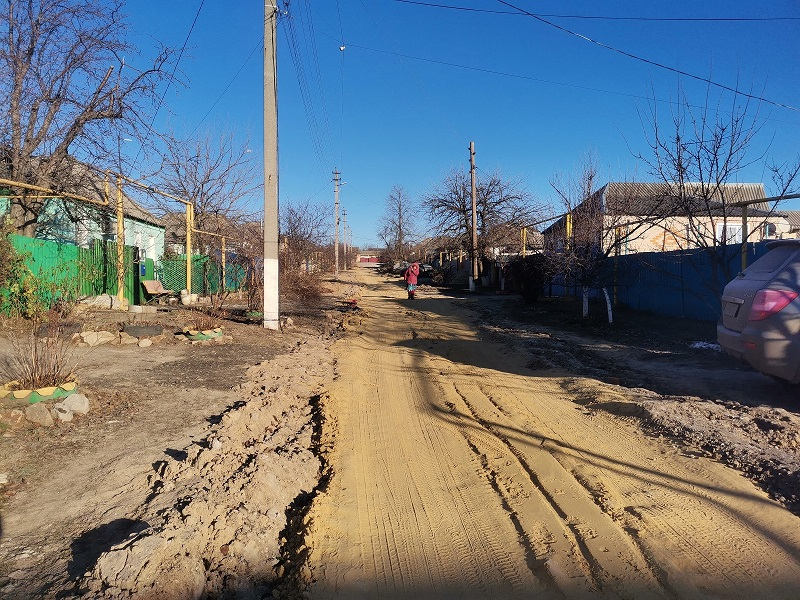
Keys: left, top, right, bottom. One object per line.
{"left": 1, "top": 267, "right": 799, "bottom": 599}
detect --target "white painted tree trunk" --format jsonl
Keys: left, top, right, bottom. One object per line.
{"left": 582, "top": 286, "right": 589, "bottom": 318}
{"left": 602, "top": 286, "right": 613, "bottom": 324}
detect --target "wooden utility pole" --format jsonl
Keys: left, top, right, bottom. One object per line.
{"left": 263, "top": 1, "right": 280, "bottom": 329}
{"left": 333, "top": 169, "right": 341, "bottom": 278}
{"left": 469, "top": 141, "right": 478, "bottom": 292}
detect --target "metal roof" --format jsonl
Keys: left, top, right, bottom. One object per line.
{"left": 785, "top": 210, "right": 800, "bottom": 230}
{"left": 600, "top": 182, "right": 770, "bottom": 213}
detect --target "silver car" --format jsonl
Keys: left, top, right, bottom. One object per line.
{"left": 717, "top": 240, "right": 800, "bottom": 383}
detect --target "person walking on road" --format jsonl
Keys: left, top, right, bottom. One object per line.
{"left": 404, "top": 262, "right": 420, "bottom": 299}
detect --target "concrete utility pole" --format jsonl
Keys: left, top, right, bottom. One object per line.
{"left": 262, "top": 1, "right": 280, "bottom": 330}
{"left": 469, "top": 141, "right": 479, "bottom": 292}
{"left": 342, "top": 209, "right": 348, "bottom": 271}
{"left": 333, "top": 169, "right": 341, "bottom": 278}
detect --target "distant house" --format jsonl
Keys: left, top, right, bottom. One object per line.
{"left": 785, "top": 211, "right": 800, "bottom": 239}
{"left": 542, "top": 182, "right": 790, "bottom": 255}
{"left": 0, "top": 160, "right": 165, "bottom": 262}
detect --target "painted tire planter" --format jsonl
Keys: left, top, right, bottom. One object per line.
{"left": 0, "top": 381, "right": 78, "bottom": 404}
{"left": 183, "top": 326, "right": 224, "bottom": 341}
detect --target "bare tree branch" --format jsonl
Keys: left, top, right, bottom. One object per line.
{"left": 0, "top": 0, "right": 177, "bottom": 235}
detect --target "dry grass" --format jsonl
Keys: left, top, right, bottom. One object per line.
{"left": 280, "top": 271, "right": 324, "bottom": 303}
{"left": 0, "top": 311, "right": 79, "bottom": 390}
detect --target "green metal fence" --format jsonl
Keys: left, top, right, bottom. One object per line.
{"left": 4, "top": 235, "right": 242, "bottom": 313}
{"left": 160, "top": 255, "right": 245, "bottom": 295}
{"left": 8, "top": 235, "right": 138, "bottom": 305}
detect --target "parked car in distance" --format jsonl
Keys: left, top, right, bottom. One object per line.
{"left": 391, "top": 261, "right": 409, "bottom": 274}
{"left": 420, "top": 264, "right": 434, "bottom": 275}
{"left": 717, "top": 240, "right": 800, "bottom": 384}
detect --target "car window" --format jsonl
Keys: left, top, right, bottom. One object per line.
{"left": 745, "top": 247, "right": 798, "bottom": 274}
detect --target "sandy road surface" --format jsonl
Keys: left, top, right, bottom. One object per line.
{"left": 303, "top": 268, "right": 800, "bottom": 600}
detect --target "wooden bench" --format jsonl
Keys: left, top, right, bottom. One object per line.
{"left": 141, "top": 279, "right": 176, "bottom": 304}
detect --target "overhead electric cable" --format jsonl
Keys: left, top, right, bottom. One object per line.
{"left": 313, "top": 29, "right": 800, "bottom": 127}
{"left": 496, "top": 0, "right": 799, "bottom": 113}
{"left": 336, "top": 0, "right": 346, "bottom": 167}
{"left": 134, "top": 0, "right": 206, "bottom": 167}
{"left": 189, "top": 38, "right": 262, "bottom": 138}
{"left": 300, "top": 0, "right": 334, "bottom": 154}
{"left": 283, "top": 4, "right": 329, "bottom": 168}
{"left": 395, "top": 0, "right": 800, "bottom": 22}
{"left": 352, "top": 0, "right": 467, "bottom": 142}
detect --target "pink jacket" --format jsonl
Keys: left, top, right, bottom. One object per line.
{"left": 404, "top": 263, "right": 420, "bottom": 285}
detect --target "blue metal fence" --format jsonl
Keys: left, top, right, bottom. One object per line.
{"left": 609, "top": 242, "right": 772, "bottom": 321}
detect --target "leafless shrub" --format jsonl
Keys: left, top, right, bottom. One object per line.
{"left": 281, "top": 270, "right": 323, "bottom": 303}
{"left": 0, "top": 311, "right": 79, "bottom": 390}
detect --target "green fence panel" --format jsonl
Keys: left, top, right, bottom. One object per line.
{"left": 160, "top": 255, "right": 222, "bottom": 295}
{"left": 10, "top": 234, "right": 80, "bottom": 306}
{"left": 9, "top": 235, "right": 136, "bottom": 306}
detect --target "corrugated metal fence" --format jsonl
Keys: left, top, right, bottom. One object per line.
{"left": 611, "top": 243, "right": 771, "bottom": 321}
{"left": 575, "top": 242, "right": 772, "bottom": 321}
{"left": 8, "top": 234, "right": 149, "bottom": 306}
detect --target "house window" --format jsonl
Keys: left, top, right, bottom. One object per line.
{"left": 716, "top": 223, "right": 743, "bottom": 244}
{"left": 762, "top": 222, "right": 777, "bottom": 239}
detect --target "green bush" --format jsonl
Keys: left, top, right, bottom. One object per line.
{"left": 0, "top": 224, "right": 45, "bottom": 318}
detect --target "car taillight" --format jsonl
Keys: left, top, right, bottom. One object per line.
{"left": 748, "top": 289, "right": 798, "bottom": 321}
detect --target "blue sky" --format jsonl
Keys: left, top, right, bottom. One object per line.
{"left": 125, "top": 1, "right": 800, "bottom": 248}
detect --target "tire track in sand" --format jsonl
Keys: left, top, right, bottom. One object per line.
{"left": 301, "top": 270, "right": 800, "bottom": 600}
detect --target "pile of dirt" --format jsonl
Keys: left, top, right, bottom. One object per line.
{"left": 0, "top": 297, "right": 343, "bottom": 598}
{"left": 81, "top": 336, "right": 333, "bottom": 599}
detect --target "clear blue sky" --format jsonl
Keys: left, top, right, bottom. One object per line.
{"left": 125, "top": 1, "right": 800, "bottom": 249}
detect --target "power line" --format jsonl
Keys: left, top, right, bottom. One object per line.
{"left": 315, "top": 27, "right": 800, "bottom": 137}
{"left": 334, "top": 39, "right": 800, "bottom": 126}
{"left": 284, "top": 6, "right": 329, "bottom": 168}
{"left": 134, "top": 0, "right": 206, "bottom": 167}
{"left": 497, "top": 0, "right": 799, "bottom": 113}
{"left": 337, "top": 0, "right": 346, "bottom": 168}
{"left": 189, "top": 38, "right": 262, "bottom": 138}
{"left": 395, "top": 0, "right": 800, "bottom": 22}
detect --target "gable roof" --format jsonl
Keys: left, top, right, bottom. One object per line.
{"left": 786, "top": 211, "right": 800, "bottom": 231}
{"left": 62, "top": 161, "right": 164, "bottom": 227}
{"left": 599, "top": 182, "right": 770, "bottom": 215}
{"left": 541, "top": 181, "right": 781, "bottom": 236}
{"left": 0, "top": 154, "right": 164, "bottom": 228}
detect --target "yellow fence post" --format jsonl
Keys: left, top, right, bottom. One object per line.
{"left": 116, "top": 176, "right": 125, "bottom": 304}
{"left": 521, "top": 227, "right": 527, "bottom": 257}
{"left": 186, "top": 203, "right": 193, "bottom": 295}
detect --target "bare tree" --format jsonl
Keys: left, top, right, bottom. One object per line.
{"left": 378, "top": 185, "right": 416, "bottom": 263}
{"left": 546, "top": 156, "right": 664, "bottom": 322}
{"left": 280, "top": 199, "right": 329, "bottom": 273}
{"left": 152, "top": 130, "right": 260, "bottom": 236}
{"left": 0, "top": 0, "right": 175, "bottom": 236}
{"left": 424, "top": 169, "right": 539, "bottom": 279}
{"left": 637, "top": 88, "right": 800, "bottom": 292}
{"left": 547, "top": 157, "right": 607, "bottom": 319}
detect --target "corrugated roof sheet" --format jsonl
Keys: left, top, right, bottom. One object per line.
{"left": 601, "top": 182, "right": 769, "bottom": 213}
{"left": 785, "top": 211, "right": 800, "bottom": 230}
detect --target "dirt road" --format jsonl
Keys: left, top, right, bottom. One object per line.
{"left": 302, "top": 268, "right": 800, "bottom": 599}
